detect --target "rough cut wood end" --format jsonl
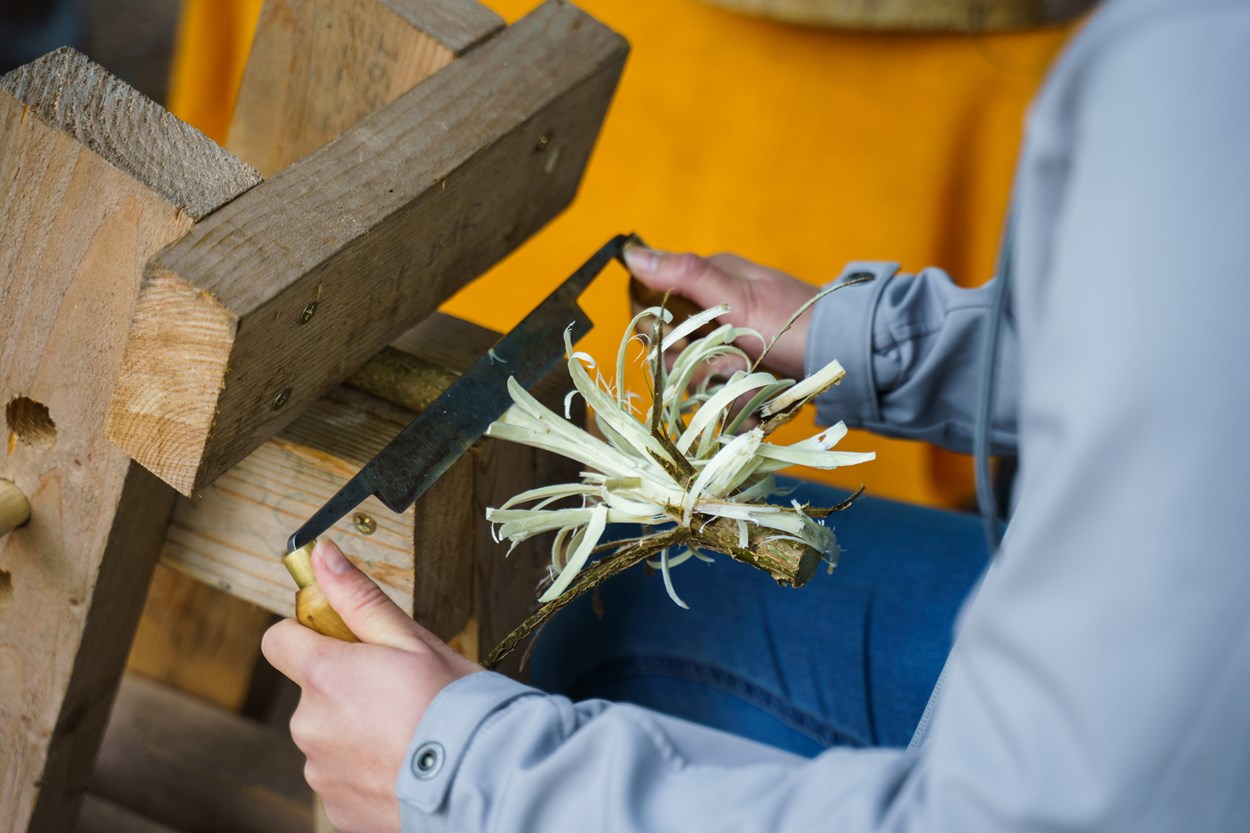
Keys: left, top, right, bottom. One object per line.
{"left": 1, "top": 48, "right": 260, "bottom": 219}
{"left": 105, "top": 266, "right": 237, "bottom": 496}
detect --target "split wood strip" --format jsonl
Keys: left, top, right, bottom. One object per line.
{"left": 107, "top": 0, "right": 629, "bottom": 496}
{"left": 126, "top": 0, "right": 501, "bottom": 713}
{"left": 89, "top": 674, "right": 311, "bottom": 833}
{"left": 0, "top": 49, "right": 259, "bottom": 833}
{"left": 698, "top": 0, "right": 1093, "bottom": 31}
{"left": 228, "top": 0, "right": 502, "bottom": 177}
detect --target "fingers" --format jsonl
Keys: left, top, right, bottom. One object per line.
{"left": 310, "top": 539, "right": 427, "bottom": 653}
{"left": 261, "top": 617, "right": 325, "bottom": 686}
{"left": 624, "top": 245, "right": 734, "bottom": 309}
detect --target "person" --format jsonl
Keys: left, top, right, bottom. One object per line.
{"left": 260, "top": 0, "right": 1250, "bottom": 830}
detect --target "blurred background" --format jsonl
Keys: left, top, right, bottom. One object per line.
{"left": 0, "top": 0, "right": 1082, "bottom": 511}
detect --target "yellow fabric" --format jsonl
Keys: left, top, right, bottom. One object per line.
{"left": 167, "top": 0, "right": 264, "bottom": 144}
{"left": 169, "top": 0, "right": 1076, "bottom": 507}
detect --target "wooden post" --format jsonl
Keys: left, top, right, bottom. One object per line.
{"left": 0, "top": 50, "right": 260, "bottom": 832}
{"left": 106, "top": 0, "right": 629, "bottom": 497}
{"left": 227, "top": 0, "right": 502, "bottom": 177}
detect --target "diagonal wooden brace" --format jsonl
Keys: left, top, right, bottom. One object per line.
{"left": 106, "top": 0, "right": 630, "bottom": 496}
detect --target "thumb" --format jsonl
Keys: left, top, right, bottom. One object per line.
{"left": 310, "top": 539, "right": 424, "bottom": 652}
{"left": 623, "top": 245, "right": 732, "bottom": 309}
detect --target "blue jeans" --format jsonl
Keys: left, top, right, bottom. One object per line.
{"left": 530, "top": 480, "right": 989, "bottom": 756}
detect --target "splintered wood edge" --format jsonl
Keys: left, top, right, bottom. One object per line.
{"left": 0, "top": 48, "right": 261, "bottom": 219}
{"left": 383, "top": 0, "right": 505, "bottom": 52}
{"left": 105, "top": 267, "right": 237, "bottom": 496}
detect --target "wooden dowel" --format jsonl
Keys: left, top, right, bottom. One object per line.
{"left": 0, "top": 478, "right": 30, "bottom": 537}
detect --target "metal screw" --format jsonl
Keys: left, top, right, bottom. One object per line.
{"left": 299, "top": 301, "right": 318, "bottom": 324}
{"left": 271, "top": 388, "right": 292, "bottom": 410}
{"left": 354, "top": 513, "right": 377, "bottom": 535}
{"left": 535, "top": 132, "right": 551, "bottom": 151}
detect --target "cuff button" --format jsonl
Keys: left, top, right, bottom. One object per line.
{"left": 411, "top": 742, "right": 445, "bottom": 780}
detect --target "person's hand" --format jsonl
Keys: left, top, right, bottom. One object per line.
{"left": 262, "top": 539, "right": 479, "bottom": 833}
{"left": 624, "top": 244, "right": 819, "bottom": 380}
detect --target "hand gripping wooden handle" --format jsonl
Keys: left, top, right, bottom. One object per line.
{"left": 283, "top": 541, "right": 359, "bottom": 642}
{"left": 0, "top": 479, "right": 31, "bottom": 538}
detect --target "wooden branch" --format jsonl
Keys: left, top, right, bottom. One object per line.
{"left": 0, "top": 49, "right": 258, "bottom": 832}
{"left": 107, "top": 0, "right": 630, "bottom": 496}
{"left": 691, "top": 515, "right": 821, "bottom": 587}
{"left": 228, "top": 0, "right": 502, "bottom": 177}
{"left": 484, "top": 528, "right": 691, "bottom": 669}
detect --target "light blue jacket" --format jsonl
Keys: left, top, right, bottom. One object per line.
{"left": 398, "top": 0, "right": 1250, "bottom": 829}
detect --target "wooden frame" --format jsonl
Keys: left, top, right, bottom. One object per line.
{"left": 0, "top": 2, "right": 625, "bottom": 829}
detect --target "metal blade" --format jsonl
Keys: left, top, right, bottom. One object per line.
{"left": 287, "top": 233, "right": 633, "bottom": 552}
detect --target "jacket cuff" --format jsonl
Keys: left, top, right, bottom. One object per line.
{"left": 805, "top": 261, "right": 898, "bottom": 428}
{"left": 396, "top": 671, "right": 541, "bottom": 826}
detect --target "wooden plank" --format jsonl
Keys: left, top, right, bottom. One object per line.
{"left": 227, "top": 0, "right": 502, "bottom": 177}
{"left": 106, "top": 0, "right": 630, "bottom": 496}
{"left": 698, "top": 0, "right": 1091, "bottom": 30}
{"left": 126, "top": 565, "right": 274, "bottom": 711}
{"left": 0, "top": 50, "right": 259, "bottom": 832}
{"left": 89, "top": 674, "right": 311, "bottom": 833}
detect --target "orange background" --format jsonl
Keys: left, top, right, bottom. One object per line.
{"left": 167, "top": 0, "right": 1076, "bottom": 508}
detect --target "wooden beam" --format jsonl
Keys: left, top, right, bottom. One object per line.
{"left": 227, "top": 0, "right": 502, "bottom": 177}
{"left": 0, "top": 49, "right": 259, "bottom": 832}
{"left": 89, "top": 674, "right": 311, "bottom": 833}
{"left": 106, "top": 0, "right": 629, "bottom": 496}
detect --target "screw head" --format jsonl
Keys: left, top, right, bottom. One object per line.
{"left": 299, "top": 301, "right": 318, "bottom": 324}
{"left": 271, "top": 388, "right": 292, "bottom": 410}
{"left": 535, "top": 132, "right": 552, "bottom": 151}
{"left": 353, "top": 513, "right": 377, "bottom": 535}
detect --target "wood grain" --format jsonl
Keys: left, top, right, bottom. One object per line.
{"left": 89, "top": 674, "right": 311, "bottom": 833}
{"left": 0, "top": 50, "right": 256, "bottom": 832}
{"left": 698, "top": 0, "right": 1092, "bottom": 31}
{"left": 228, "top": 0, "right": 502, "bottom": 177}
{"left": 126, "top": 565, "right": 273, "bottom": 710}
{"left": 0, "top": 478, "right": 30, "bottom": 537}
{"left": 107, "top": 0, "right": 629, "bottom": 496}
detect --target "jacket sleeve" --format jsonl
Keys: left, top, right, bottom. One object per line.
{"left": 805, "top": 261, "right": 1020, "bottom": 455}
{"left": 397, "top": 6, "right": 1250, "bottom": 832}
